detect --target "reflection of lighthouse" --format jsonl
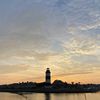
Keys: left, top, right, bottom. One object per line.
{"left": 45, "top": 68, "right": 51, "bottom": 84}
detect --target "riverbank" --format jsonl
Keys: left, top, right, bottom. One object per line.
{"left": 0, "top": 88, "right": 99, "bottom": 94}
{"left": 0, "top": 81, "right": 100, "bottom": 93}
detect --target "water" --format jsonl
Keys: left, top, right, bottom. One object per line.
{"left": 0, "top": 92, "right": 100, "bottom": 100}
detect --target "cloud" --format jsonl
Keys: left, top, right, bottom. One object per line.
{"left": 79, "top": 21, "right": 100, "bottom": 31}
{"left": 63, "top": 37, "right": 98, "bottom": 55}
{"left": 53, "top": 71, "right": 93, "bottom": 78}
{"left": 0, "top": 0, "right": 100, "bottom": 83}
{"left": 0, "top": 64, "right": 29, "bottom": 74}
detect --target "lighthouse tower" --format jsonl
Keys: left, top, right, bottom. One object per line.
{"left": 45, "top": 68, "right": 51, "bottom": 84}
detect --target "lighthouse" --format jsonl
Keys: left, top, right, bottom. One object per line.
{"left": 45, "top": 68, "right": 51, "bottom": 84}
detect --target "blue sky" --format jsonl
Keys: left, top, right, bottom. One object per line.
{"left": 0, "top": 0, "right": 100, "bottom": 84}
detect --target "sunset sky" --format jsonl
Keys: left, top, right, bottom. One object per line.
{"left": 0, "top": 0, "right": 100, "bottom": 84}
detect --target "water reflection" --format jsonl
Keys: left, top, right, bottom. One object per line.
{"left": 0, "top": 92, "right": 99, "bottom": 100}
{"left": 45, "top": 93, "right": 51, "bottom": 100}
{"left": 84, "top": 94, "right": 87, "bottom": 100}
{"left": 44, "top": 93, "right": 88, "bottom": 100}
{"left": 17, "top": 93, "right": 28, "bottom": 100}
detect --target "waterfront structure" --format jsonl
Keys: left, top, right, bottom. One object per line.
{"left": 45, "top": 68, "right": 51, "bottom": 84}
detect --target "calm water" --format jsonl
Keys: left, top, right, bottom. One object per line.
{"left": 0, "top": 92, "right": 100, "bottom": 100}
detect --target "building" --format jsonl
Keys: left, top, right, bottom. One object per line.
{"left": 45, "top": 68, "right": 51, "bottom": 84}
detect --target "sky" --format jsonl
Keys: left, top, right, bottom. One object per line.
{"left": 0, "top": 0, "right": 100, "bottom": 84}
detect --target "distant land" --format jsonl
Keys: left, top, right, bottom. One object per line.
{"left": 0, "top": 68, "right": 100, "bottom": 93}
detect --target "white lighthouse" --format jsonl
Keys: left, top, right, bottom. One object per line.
{"left": 45, "top": 68, "right": 51, "bottom": 84}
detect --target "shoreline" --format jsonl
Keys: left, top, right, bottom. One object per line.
{"left": 0, "top": 90, "right": 99, "bottom": 94}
